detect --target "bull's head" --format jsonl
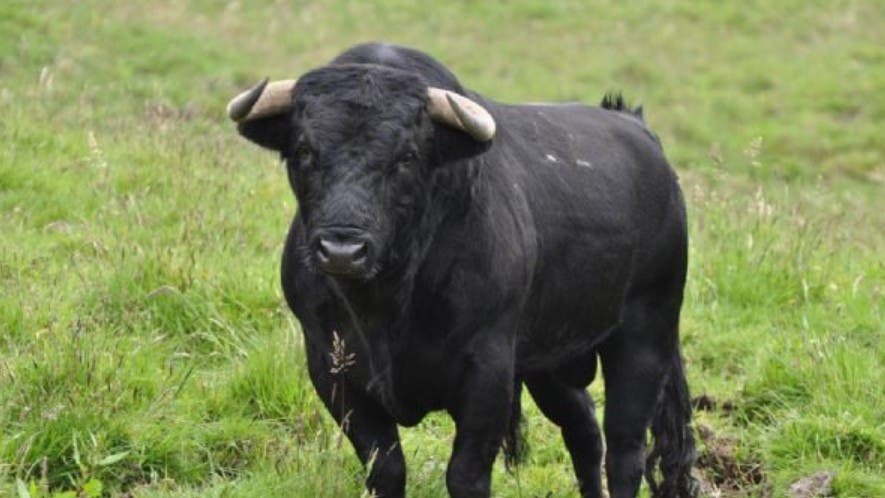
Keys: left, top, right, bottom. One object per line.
{"left": 227, "top": 64, "right": 495, "bottom": 280}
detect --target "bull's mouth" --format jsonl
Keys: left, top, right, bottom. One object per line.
{"left": 315, "top": 259, "right": 381, "bottom": 280}
{"left": 317, "top": 253, "right": 369, "bottom": 278}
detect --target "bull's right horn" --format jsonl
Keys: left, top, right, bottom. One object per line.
{"left": 227, "top": 78, "right": 297, "bottom": 122}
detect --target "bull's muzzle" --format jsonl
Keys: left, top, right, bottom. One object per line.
{"left": 311, "top": 228, "right": 374, "bottom": 278}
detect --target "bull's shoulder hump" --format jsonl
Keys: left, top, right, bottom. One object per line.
{"left": 333, "top": 42, "right": 465, "bottom": 92}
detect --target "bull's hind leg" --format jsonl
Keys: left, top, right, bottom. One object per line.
{"left": 526, "top": 366, "right": 604, "bottom": 498}
{"left": 304, "top": 341, "right": 406, "bottom": 498}
{"left": 600, "top": 293, "right": 694, "bottom": 498}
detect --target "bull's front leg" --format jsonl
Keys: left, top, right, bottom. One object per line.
{"left": 445, "top": 335, "right": 516, "bottom": 498}
{"left": 304, "top": 340, "right": 406, "bottom": 498}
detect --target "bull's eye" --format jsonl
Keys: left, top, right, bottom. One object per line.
{"left": 393, "top": 151, "right": 417, "bottom": 174}
{"left": 295, "top": 147, "right": 313, "bottom": 167}
{"left": 395, "top": 163, "right": 410, "bottom": 177}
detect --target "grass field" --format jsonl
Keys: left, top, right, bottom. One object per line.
{"left": 1, "top": 1, "right": 882, "bottom": 496}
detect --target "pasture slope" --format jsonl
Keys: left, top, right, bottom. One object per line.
{"left": 1, "top": 1, "right": 882, "bottom": 496}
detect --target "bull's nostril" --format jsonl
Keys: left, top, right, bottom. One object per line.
{"left": 318, "top": 239, "right": 335, "bottom": 256}
{"left": 316, "top": 240, "right": 332, "bottom": 264}
{"left": 352, "top": 242, "right": 368, "bottom": 261}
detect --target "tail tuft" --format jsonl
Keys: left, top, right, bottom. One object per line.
{"left": 600, "top": 91, "right": 644, "bottom": 120}
{"left": 502, "top": 380, "right": 527, "bottom": 471}
{"left": 645, "top": 348, "right": 699, "bottom": 498}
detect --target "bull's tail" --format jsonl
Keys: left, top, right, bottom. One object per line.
{"left": 502, "top": 379, "right": 527, "bottom": 471}
{"left": 645, "top": 346, "right": 699, "bottom": 498}
{"left": 600, "top": 91, "right": 645, "bottom": 120}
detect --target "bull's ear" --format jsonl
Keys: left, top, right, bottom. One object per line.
{"left": 236, "top": 115, "right": 293, "bottom": 153}
{"left": 227, "top": 78, "right": 297, "bottom": 153}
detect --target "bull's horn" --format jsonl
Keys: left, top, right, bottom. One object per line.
{"left": 227, "top": 78, "right": 297, "bottom": 122}
{"left": 427, "top": 88, "right": 496, "bottom": 141}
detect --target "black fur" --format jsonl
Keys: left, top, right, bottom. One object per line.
{"left": 233, "top": 42, "right": 697, "bottom": 498}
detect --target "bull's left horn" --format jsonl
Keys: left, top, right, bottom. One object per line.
{"left": 227, "top": 78, "right": 297, "bottom": 122}
{"left": 427, "top": 88, "right": 496, "bottom": 142}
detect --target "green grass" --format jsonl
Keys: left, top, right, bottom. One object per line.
{"left": 1, "top": 1, "right": 882, "bottom": 496}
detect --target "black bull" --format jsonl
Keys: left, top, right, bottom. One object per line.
{"left": 228, "top": 43, "right": 697, "bottom": 498}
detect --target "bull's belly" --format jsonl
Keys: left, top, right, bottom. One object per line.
{"left": 516, "top": 302, "right": 622, "bottom": 372}
{"left": 515, "top": 259, "right": 630, "bottom": 371}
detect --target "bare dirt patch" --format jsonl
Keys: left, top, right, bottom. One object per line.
{"left": 694, "top": 422, "right": 768, "bottom": 497}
